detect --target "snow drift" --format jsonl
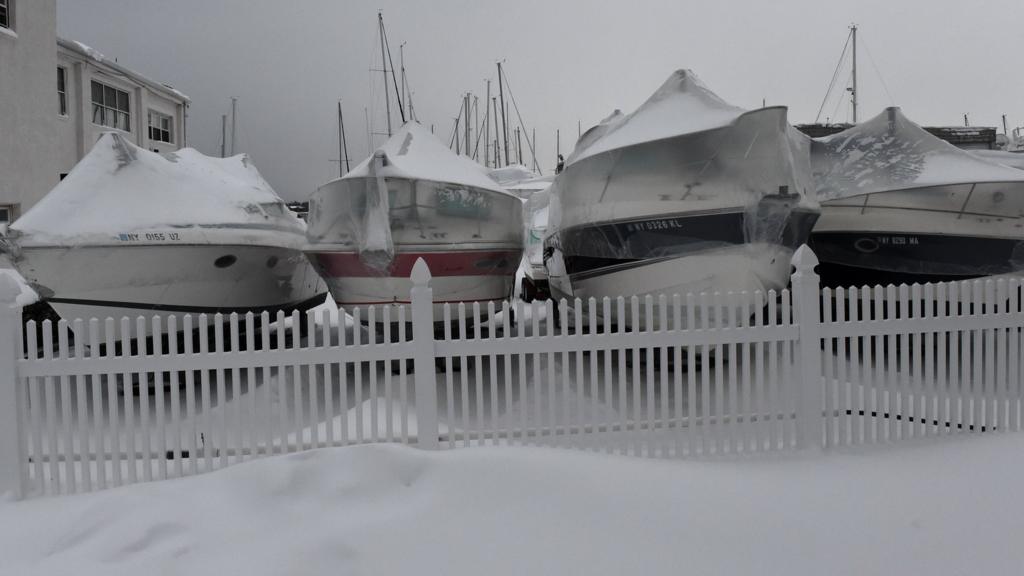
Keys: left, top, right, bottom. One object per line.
{"left": 3, "top": 436, "right": 1024, "bottom": 575}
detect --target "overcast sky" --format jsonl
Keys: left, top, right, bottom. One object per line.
{"left": 57, "top": 0, "right": 1024, "bottom": 200}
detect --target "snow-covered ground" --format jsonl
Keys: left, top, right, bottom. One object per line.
{"left": 2, "top": 434, "right": 1023, "bottom": 575}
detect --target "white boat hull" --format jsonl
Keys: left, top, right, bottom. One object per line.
{"left": 14, "top": 243, "right": 326, "bottom": 336}
{"left": 812, "top": 192, "right": 1024, "bottom": 286}
{"left": 549, "top": 242, "right": 794, "bottom": 330}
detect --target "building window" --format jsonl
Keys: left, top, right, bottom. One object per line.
{"left": 0, "top": 0, "right": 11, "bottom": 30}
{"left": 148, "top": 111, "right": 173, "bottom": 143}
{"left": 57, "top": 67, "right": 67, "bottom": 116}
{"left": 91, "top": 80, "right": 131, "bottom": 131}
{"left": 0, "top": 205, "right": 14, "bottom": 225}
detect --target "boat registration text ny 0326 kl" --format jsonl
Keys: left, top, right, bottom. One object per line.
{"left": 117, "top": 232, "right": 182, "bottom": 242}
{"left": 625, "top": 218, "right": 684, "bottom": 232}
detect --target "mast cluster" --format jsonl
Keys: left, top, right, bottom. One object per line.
{"left": 343, "top": 12, "right": 541, "bottom": 177}
{"left": 447, "top": 62, "right": 539, "bottom": 172}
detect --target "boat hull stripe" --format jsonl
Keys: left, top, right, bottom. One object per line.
{"left": 309, "top": 250, "right": 522, "bottom": 278}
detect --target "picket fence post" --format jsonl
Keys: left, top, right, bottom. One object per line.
{"left": 791, "top": 245, "right": 824, "bottom": 451}
{"left": 410, "top": 258, "right": 439, "bottom": 449}
{"left": 0, "top": 275, "right": 26, "bottom": 499}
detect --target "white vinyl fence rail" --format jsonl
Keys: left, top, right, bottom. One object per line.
{"left": 0, "top": 246, "right": 1022, "bottom": 499}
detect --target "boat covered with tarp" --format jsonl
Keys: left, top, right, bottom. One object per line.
{"left": 810, "top": 107, "right": 1024, "bottom": 286}
{"left": 543, "top": 69, "right": 820, "bottom": 326}
{"left": 305, "top": 122, "right": 524, "bottom": 322}
{"left": 3, "top": 132, "right": 326, "bottom": 335}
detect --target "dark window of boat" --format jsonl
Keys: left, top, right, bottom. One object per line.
{"left": 57, "top": 67, "right": 67, "bottom": 116}
{"left": 91, "top": 80, "right": 131, "bottom": 131}
{"left": 148, "top": 110, "right": 172, "bottom": 143}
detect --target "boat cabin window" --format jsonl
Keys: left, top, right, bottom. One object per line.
{"left": 91, "top": 80, "right": 131, "bottom": 131}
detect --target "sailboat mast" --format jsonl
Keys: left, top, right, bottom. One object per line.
{"left": 497, "top": 63, "right": 510, "bottom": 166}
{"left": 492, "top": 96, "right": 501, "bottom": 167}
{"left": 378, "top": 12, "right": 392, "bottom": 137}
{"left": 464, "top": 93, "right": 471, "bottom": 156}
{"left": 484, "top": 80, "right": 491, "bottom": 167}
{"left": 230, "top": 97, "right": 237, "bottom": 155}
{"left": 400, "top": 43, "right": 407, "bottom": 119}
{"left": 851, "top": 24, "right": 858, "bottom": 124}
{"left": 532, "top": 128, "right": 538, "bottom": 173}
{"left": 338, "top": 100, "right": 350, "bottom": 175}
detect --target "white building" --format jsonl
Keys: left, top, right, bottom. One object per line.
{"left": 0, "top": 0, "right": 59, "bottom": 225}
{"left": 56, "top": 38, "right": 190, "bottom": 179}
{"left": 0, "top": 0, "right": 189, "bottom": 224}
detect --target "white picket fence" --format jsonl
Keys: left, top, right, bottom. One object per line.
{"left": 0, "top": 246, "right": 1022, "bottom": 499}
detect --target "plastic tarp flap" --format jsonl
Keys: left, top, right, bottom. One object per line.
{"left": 547, "top": 69, "right": 819, "bottom": 267}
{"left": 524, "top": 187, "right": 551, "bottom": 267}
{"left": 353, "top": 153, "right": 396, "bottom": 272}
{"left": 11, "top": 132, "right": 303, "bottom": 246}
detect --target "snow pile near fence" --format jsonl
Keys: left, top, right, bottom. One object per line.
{"left": 3, "top": 434, "right": 1024, "bottom": 575}
{"left": 0, "top": 258, "right": 38, "bottom": 307}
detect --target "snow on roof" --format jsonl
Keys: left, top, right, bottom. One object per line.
{"left": 811, "top": 107, "right": 1024, "bottom": 200}
{"left": 12, "top": 133, "right": 301, "bottom": 244}
{"left": 57, "top": 38, "right": 190, "bottom": 103}
{"left": 342, "top": 122, "right": 508, "bottom": 194}
{"left": 566, "top": 70, "right": 745, "bottom": 165}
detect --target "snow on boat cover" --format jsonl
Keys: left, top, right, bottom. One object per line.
{"left": 551, "top": 69, "right": 815, "bottom": 228}
{"left": 10, "top": 132, "right": 304, "bottom": 247}
{"left": 810, "top": 107, "right": 1024, "bottom": 200}
{"left": 342, "top": 122, "right": 508, "bottom": 194}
